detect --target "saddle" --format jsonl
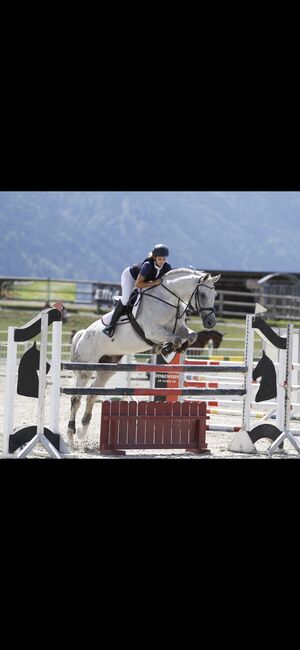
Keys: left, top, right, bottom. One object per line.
{"left": 113, "top": 289, "right": 139, "bottom": 315}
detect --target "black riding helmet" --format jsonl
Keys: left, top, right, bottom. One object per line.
{"left": 152, "top": 244, "right": 169, "bottom": 257}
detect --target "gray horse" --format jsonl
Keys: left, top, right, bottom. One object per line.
{"left": 67, "top": 268, "right": 220, "bottom": 442}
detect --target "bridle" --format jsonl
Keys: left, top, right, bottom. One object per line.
{"left": 140, "top": 278, "right": 216, "bottom": 333}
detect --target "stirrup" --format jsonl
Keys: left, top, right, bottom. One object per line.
{"left": 103, "top": 325, "right": 114, "bottom": 337}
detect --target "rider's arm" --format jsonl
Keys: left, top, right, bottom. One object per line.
{"left": 135, "top": 273, "right": 161, "bottom": 289}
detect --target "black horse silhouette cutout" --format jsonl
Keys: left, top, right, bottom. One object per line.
{"left": 249, "top": 423, "right": 283, "bottom": 449}
{"left": 9, "top": 425, "right": 60, "bottom": 453}
{"left": 17, "top": 341, "right": 50, "bottom": 398}
{"left": 252, "top": 350, "right": 277, "bottom": 403}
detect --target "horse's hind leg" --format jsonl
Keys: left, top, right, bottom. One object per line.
{"left": 67, "top": 371, "right": 91, "bottom": 445}
{"left": 76, "top": 369, "right": 117, "bottom": 440}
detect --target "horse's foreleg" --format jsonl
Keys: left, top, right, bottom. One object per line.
{"left": 160, "top": 327, "right": 198, "bottom": 355}
{"left": 147, "top": 327, "right": 184, "bottom": 356}
{"left": 176, "top": 329, "right": 198, "bottom": 353}
{"left": 67, "top": 371, "right": 91, "bottom": 445}
{"left": 160, "top": 336, "right": 183, "bottom": 356}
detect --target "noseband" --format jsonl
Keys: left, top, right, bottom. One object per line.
{"left": 192, "top": 282, "right": 216, "bottom": 320}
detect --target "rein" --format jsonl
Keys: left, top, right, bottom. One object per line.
{"left": 141, "top": 280, "right": 215, "bottom": 333}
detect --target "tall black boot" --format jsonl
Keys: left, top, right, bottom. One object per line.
{"left": 103, "top": 301, "right": 127, "bottom": 337}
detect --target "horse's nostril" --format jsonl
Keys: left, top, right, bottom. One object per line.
{"left": 206, "top": 318, "right": 215, "bottom": 329}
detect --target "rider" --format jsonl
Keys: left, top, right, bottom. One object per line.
{"left": 102, "top": 244, "right": 172, "bottom": 337}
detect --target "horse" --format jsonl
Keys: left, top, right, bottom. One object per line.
{"left": 67, "top": 268, "right": 220, "bottom": 443}
{"left": 188, "top": 329, "right": 223, "bottom": 352}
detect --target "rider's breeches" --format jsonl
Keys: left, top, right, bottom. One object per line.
{"left": 120, "top": 267, "right": 136, "bottom": 305}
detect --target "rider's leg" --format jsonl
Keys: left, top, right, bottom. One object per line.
{"left": 120, "top": 267, "right": 136, "bottom": 304}
{"left": 102, "top": 300, "right": 127, "bottom": 337}
{"left": 103, "top": 268, "right": 136, "bottom": 337}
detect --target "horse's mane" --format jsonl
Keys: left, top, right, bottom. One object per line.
{"left": 165, "top": 268, "right": 207, "bottom": 278}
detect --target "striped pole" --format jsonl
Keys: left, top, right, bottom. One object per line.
{"left": 184, "top": 381, "right": 243, "bottom": 388}
{"left": 207, "top": 424, "right": 241, "bottom": 432}
{"left": 62, "top": 387, "right": 246, "bottom": 396}
{"left": 185, "top": 355, "right": 245, "bottom": 361}
{"left": 61, "top": 362, "right": 248, "bottom": 374}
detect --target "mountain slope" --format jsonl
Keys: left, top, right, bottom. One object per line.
{"left": 0, "top": 191, "right": 299, "bottom": 280}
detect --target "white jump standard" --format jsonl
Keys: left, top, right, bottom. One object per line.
{"left": 2, "top": 306, "right": 70, "bottom": 459}
{"left": 228, "top": 313, "right": 300, "bottom": 455}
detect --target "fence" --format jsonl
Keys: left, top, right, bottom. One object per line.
{"left": 2, "top": 276, "right": 300, "bottom": 319}
{"left": 0, "top": 329, "right": 73, "bottom": 368}
{"left": 0, "top": 277, "right": 121, "bottom": 310}
{"left": 0, "top": 330, "right": 264, "bottom": 371}
{"left": 216, "top": 289, "right": 300, "bottom": 319}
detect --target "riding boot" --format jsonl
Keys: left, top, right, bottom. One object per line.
{"left": 102, "top": 301, "right": 127, "bottom": 337}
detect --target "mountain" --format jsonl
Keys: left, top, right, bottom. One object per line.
{"left": 0, "top": 191, "right": 299, "bottom": 281}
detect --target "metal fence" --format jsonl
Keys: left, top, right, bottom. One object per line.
{"left": 0, "top": 276, "right": 121, "bottom": 310}
{"left": 215, "top": 290, "right": 300, "bottom": 320}
{"left": 1, "top": 276, "right": 300, "bottom": 319}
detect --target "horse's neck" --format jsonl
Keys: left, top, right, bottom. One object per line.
{"left": 163, "top": 275, "right": 197, "bottom": 303}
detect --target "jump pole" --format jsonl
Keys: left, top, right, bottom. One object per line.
{"left": 268, "top": 323, "right": 300, "bottom": 454}
{"left": 49, "top": 318, "right": 69, "bottom": 453}
{"left": 227, "top": 313, "right": 256, "bottom": 453}
{"left": 2, "top": 326, "right": 18, "bottom": 457}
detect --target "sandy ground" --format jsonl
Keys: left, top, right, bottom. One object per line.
{"left": 1, "top": 371, "right": 300, "bottom": 459}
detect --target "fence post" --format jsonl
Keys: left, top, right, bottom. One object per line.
{"left": 47, "top": 277, "right": 51, "bottom": 303}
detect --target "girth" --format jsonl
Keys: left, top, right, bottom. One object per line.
{"left": 126, "top": 309, "right": 155, "bottom": 347}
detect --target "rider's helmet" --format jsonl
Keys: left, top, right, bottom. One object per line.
{"left": 152, "top": 244, "right": 169, "bottom": 257}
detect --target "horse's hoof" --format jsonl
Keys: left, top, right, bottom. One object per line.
{"left": 177, "top": 341, "right": 189, "bottom": 354}
{"left": 67, "top": 431, "right": 75, "bottom": 446}
{"left": 161, "top": 342, "right": 174, "bottom": 356}
{"left": 76, "top": 427, "right": 87, "bottom": 440}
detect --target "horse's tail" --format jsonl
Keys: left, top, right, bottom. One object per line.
{"left": 70, "top": 329, "right": 85, "bottom": 361}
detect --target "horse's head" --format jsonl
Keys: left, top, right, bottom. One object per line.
{"left": 160, "top": 268, "right": 220, "bottom": 330}
{"left": 193, "top": 272, "right": 220, "bottom": 329}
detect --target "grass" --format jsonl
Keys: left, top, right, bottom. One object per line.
{"left": 1, "top": 306, "right": 297, "bottom": 359}
{"left": 4, "top": 280, "right": 76, "bottom": 302}
{"left": 0, "top": 307, "right": 98, "bottom": 333}
{"left": 0, "top": 307, "right": 100, "bottom": 361}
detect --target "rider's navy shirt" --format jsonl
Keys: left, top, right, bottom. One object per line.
{"left": 130, "top": 258, "right": 172, "bottom": 281}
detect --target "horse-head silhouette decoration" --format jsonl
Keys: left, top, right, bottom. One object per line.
{"left": 252, "top": 350, "right": 277, "bottom": 403}
{"left": 17, "top": 341, "right": 50, "bottom": 398}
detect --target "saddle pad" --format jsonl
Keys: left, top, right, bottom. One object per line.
{"left": 102, "top": 290, "right": 140, "bottom": 326}
{"left": 102, "top": 311, "right": 129, "bottom": 326}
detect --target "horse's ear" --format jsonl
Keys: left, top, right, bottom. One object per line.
{"left": 202, "top": 273, "right": 210, "bottom": 282}
{"left": 211, "top": 274, "right": 221, "bottom": 284}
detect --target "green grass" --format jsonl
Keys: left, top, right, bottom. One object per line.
{"left": 6, "top": 280, "right": 76, "bottom": 302}
{"left": 188, "top": 315, "right": 300, "bottom": 357}
{"left": 1, "top": 307, "right": 298, "bottom": 357}
{"left": 0, "top": 308, "right": 98, "bottom": 333}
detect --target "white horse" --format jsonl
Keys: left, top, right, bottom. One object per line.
{"left": 67, "top": 268, "right": 220, "bottom": 442}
